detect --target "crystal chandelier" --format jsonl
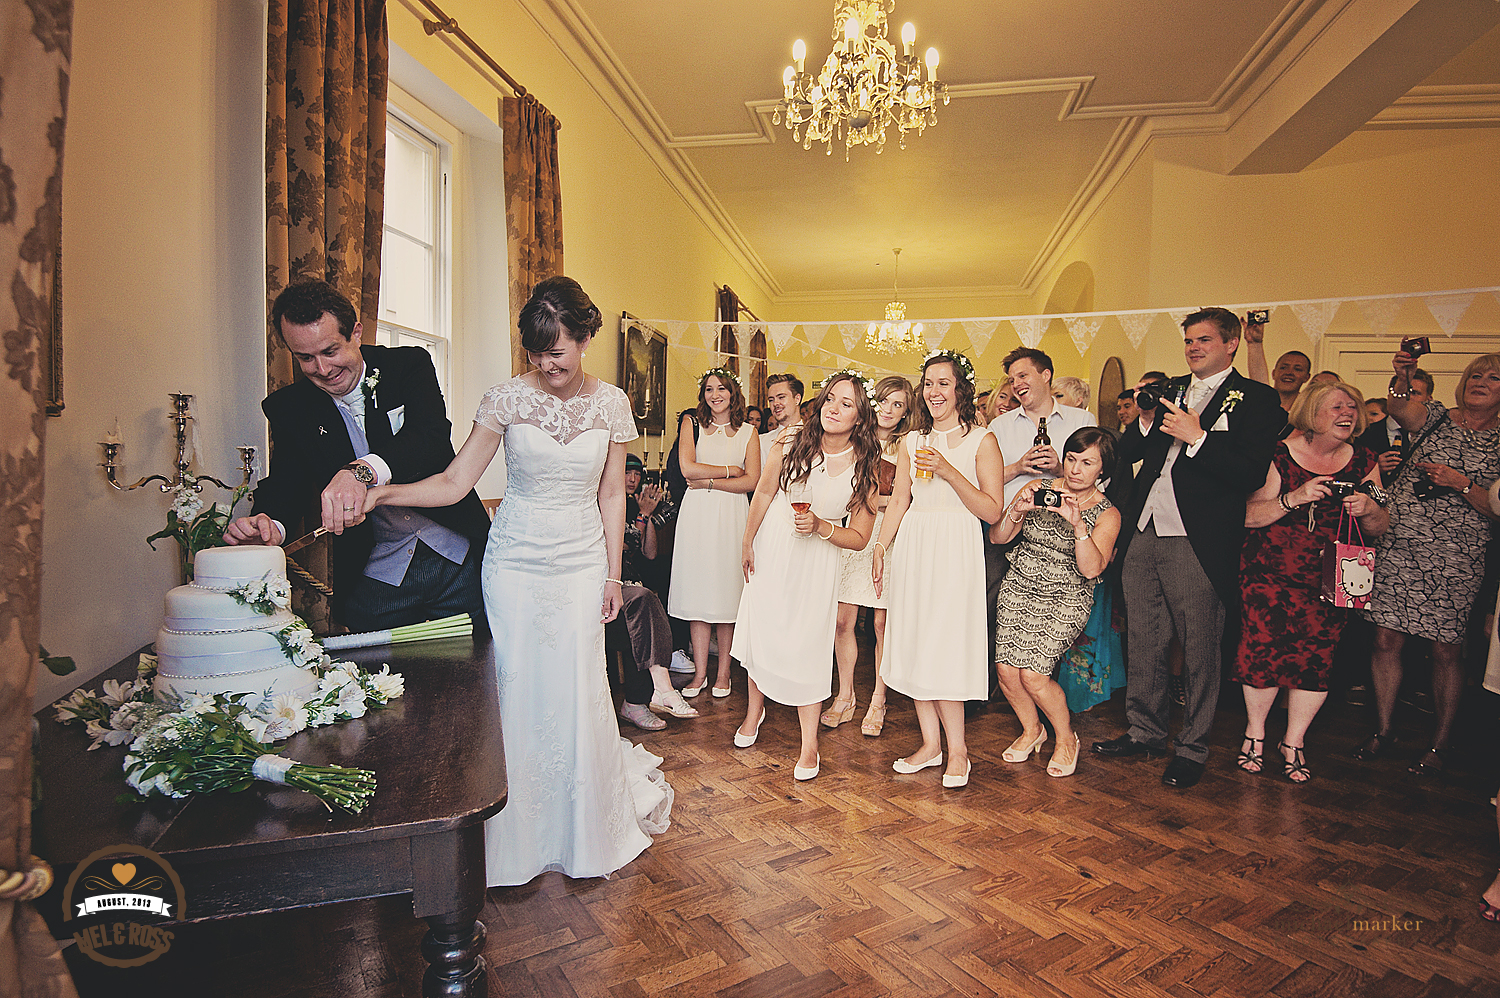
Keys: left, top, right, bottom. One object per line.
{"left": 865, "top": 249, "right": 925, "bottom": 354}
{"left": 774, "top": 0, "right": 948, "bottom": 158}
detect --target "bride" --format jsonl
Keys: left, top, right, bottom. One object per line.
{"left": 361, "top": 276, "right": 672, "bottom": 886}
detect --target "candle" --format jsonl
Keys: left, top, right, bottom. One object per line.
{"left": 103, "top": 418, "right": 122, "bottom": 446}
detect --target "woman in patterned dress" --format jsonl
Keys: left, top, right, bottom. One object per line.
{"left": 828, "top": 375, "right": 913, "bottom": 735}
{"left": 1357, "top": 351, "right": 1500, "bottom": 776}
{"left": 989, "top": 427, "right": 1121, "bottom": 778}
{"left": 1233, "top": 382, "right": 1387, "bottom": 782}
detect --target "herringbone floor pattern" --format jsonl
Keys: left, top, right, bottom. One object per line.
{"left": 66, "top": 650, "right": 1500, "bottom": 997}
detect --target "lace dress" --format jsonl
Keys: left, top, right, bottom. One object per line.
{"left": 668, "top": 421, "right": 755, "bottom": 622}
{"left": 837, "top": 453, "right": 896, "bottom": 608}
{"left": 474, "top": 378, "right": 673, "bottom": 887}
{"left": 993, "top": 493, "right": 1113, "bottom": 677}
{"left": 732, "top": 450, "right": 856, "bottom": 706}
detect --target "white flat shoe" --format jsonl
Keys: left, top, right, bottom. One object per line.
{"left": 892, "top": 752, "right": 942, "bottom": 775}
{"left": 733, "top": 708, "right": 766, "bottom": 748}
{"left": 682, "top": 683, "right": 705, "bottom": 698}
{"left": 794, "top": 755, "right": 820, "bottom": 781}
{"left": 711, "top": 684, "right": 732, "bottom": 698}
{"left": 942, "top": 760, "right": 972, "bottom": 788}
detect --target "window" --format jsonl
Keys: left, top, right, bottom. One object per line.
{"left": 377, "top": 107, "right": 452, "bottom": 399}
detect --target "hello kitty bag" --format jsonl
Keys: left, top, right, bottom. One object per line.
{"left": 1320, "top": 508, "right": 1374, "bottom": 609}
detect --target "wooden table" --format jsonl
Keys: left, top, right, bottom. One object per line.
{"left": 33, "top": 637, "right": 506, "bottom": 997}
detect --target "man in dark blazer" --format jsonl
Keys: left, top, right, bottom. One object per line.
{"left": 224, "top": 280, "right": 489, "bottom": 632}
{"left": 1093, "top": 307, "right": 1286, "bottom": 788}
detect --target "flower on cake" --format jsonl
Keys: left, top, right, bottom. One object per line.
{"left": 229, "top": 576, "right": 293, "bottom": 615}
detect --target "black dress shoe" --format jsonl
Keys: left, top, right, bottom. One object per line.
{"left": 1092, "top": 735, "right": 1168, "bottom": 758}
{"left": 1161, "top": 756, "right": 1205, "bottom": 788}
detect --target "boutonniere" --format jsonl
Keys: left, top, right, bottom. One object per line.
{"left": 363, "top": 368, "right": 380, "bottom": 408}
{"left": 1221, "top": 389, "right": 1244, "bottom": 414}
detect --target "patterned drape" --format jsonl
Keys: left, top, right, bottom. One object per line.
{"left": 0, "top": 0, "right": 80, "bottom": 993}
{"left": 266, "top": 0, "right": 389, "bottom": 394}
{"left": 503, "top": 95, "right": 563, "bottom": 377}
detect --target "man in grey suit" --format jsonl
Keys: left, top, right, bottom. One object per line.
{"left": 1093, "top": 308, "right": 1286, "bottom": 788}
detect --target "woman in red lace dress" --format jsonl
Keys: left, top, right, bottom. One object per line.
{"left": 1233, "top": 382, "right": 1389, "bottom": 782}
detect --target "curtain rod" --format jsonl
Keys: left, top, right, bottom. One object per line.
{"left": 415, "top": 0, "right": 554, "bottom": 122}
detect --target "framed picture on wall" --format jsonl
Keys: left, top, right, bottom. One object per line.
{"left": 620, "top": 315, "right": 667, "bottom": 435}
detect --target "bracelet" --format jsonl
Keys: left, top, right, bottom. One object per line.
{"left": 1009, "top": 511, "right": 1025, "bottom": 523}
{"left": 1388, "top": 388, "right": 1410, "bottom": 399}
{"left": 1278, "top": 493, "right": 1297, "bottom": 512}
{"left": 605, "top": 578, "right": 622, "bottom": 585}
{"left": 817, "top": 523, "right": 834, "bottom": 541}
{"left": 873, "top": 541, "right": 886, "bottom": 554}
{"left": 1075, "top": 533, "right": 1089, "bottom": 542}
{"left": 709, "top": 479, "right": 715, "bottom": 490}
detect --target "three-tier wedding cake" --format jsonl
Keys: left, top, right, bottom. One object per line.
{"left": 154, "top": 545, "right": 322, "bottom": 701}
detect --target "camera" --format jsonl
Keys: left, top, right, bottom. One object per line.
{"left": 1245, "top": 309, "right": 1271, "bottom": 325}
{"left": 1034, "top": 488, "right": 1065, "bottom": 508}
{"left": 1412, "top": 475, "right": 1456, "bottom": 501}
{"left": 1133, "top": 382, "right": 1170, "bottom": 411}
{"left": 1325, "top": 481, "right": 1356, "bottom": 500}
{"left": 1400, "top": 335, "right": 1431, "bottom": 358}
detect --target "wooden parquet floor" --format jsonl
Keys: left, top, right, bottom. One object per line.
{"left": 64, "top": 648, "right": 1500, "bottom": 998}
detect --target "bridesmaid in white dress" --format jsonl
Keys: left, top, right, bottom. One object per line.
{"left": 831, "top": 375, "right": 914, "bottom": 736}
{"left": 668, "top": 369, "right": 761, "bottom": 697}
{"left": 873, "top": 351, "right": 1005, "bottom": 789}
{"left": 732, "top": 373, "right": 882, "bottom": 779}
{"left": 363, "top": 277, "right": 672, "bottom": 886}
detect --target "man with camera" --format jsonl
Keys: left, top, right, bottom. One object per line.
{"left": 1093, "top": 308, "right": 1286, "bottom": 788}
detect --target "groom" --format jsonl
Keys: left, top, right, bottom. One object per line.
{"left": 224, "top": 280, "right": 490, "bottom": 633}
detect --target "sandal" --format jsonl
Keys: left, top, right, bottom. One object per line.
{"left": 1408, "top": 747, "right": 1448, "bottom": 777}
{"left": 820, "top": 695, "right": 857, "bottom": 729}
{"left": 1351, "top": 731, "right": 1393, "bottom": 761}
{"left": 1280, "top": 742, "right": 1311, "bottom": 783}
{"left": 861, "top": 700, "right": 887, "bottom": 737}
{"left": 1236, "top": 735, "right": 1266, "bottom": 774}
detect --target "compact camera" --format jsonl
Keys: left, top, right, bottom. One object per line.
{"left": 1245, "top": 309, "right": 1271, "bottom": 325}
{"left": 1034, "top": 488, "right": 1065, "bottom": 508}
{"left": 1400, "top": 335, "right": 1431, "bottom": 358}
{"left": 1412, "top": 475, "right": 1456, "bottom": 501}
{"left": 1325, "top": 481, "right": 1357, "bottom": 500}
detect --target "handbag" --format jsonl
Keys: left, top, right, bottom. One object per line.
{"left": 1320, "top": 507, "right": 1375, "bottom": 609}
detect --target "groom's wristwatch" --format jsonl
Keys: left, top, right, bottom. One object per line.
{"left": 342, "top": 462, "right": 376, "bottom": 485}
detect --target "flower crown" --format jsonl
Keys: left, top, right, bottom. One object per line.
{"left": 922, "top": 349, "right": 976, "bottom": 384}
{"left": 815, "top": 368, "right": 878, "bottom": 404}
{"left": 699, "top": 366, "right": 741, "bottom": 390}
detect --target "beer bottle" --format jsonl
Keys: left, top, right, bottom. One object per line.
{"left": 1033, "top": 416, "right": 1050, "bottom": 448}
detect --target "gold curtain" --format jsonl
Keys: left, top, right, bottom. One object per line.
{"left": 503, "top": 95, "right": 563, "bottom": 376}
{"left": 0, "top": 0, "right": 81, "bottom": 993}
{"left": 266, "top": 0, "right": 389, "bottom": 394}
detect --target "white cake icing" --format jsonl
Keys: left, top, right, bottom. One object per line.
{"left": 154, "top": 545, "right": 320, "bottom": 701}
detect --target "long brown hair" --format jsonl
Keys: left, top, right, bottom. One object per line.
{"left": 913, "top": 353, "right": 980, "bottom": 434}
{"left": 873, "top": 375, "right": 915, "bottom": 457}
{"left": 695, "top": 369, "right": 747, "bottom": 432}
{"left": 779, "top": 373, "right": 881, "bottom": 514}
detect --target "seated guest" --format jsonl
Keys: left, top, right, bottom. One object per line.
{"left": 989, "top": 428, "right": 1121, "bottom": 778}
{"left": 224, "top": 279, "right": 489, "bottom": 632}
{"left": 1234, "top": 382, "right": 1388, "bottom": 782}
{"left": 617, "top": 454, "right": 699, "bottom": 730}
{"left": 1052, "top": 376, "right": 1090, "bottom": 411}
{"left": 1356, "top": 349, "right": 1500, "bottom": 776}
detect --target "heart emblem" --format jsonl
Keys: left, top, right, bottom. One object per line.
{"left": 111, "top": 862, "right": 137, "bottom": 886}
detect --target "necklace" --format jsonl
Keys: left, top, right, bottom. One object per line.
{"left": 1456, "top": 408, "right": 1498, "bottom": 432}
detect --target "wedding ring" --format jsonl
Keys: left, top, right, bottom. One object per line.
{"left": 343, "top": 506, "right": 354, "bottom": 511}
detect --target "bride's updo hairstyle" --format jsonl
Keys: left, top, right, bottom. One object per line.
{"left": 519, "top": 276, "right": 603, "bottom": 352}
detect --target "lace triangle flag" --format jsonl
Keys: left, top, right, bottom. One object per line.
{"left": 1357, "top": 298, "right": 1403, "bottom": 338}
{"left": 1167, "top": 309, "right": 1191, "bottom": 329}
{"left": 922, "top": 321, "right": 951, "bottom": 352}
{"left": 1063, "top": 317, "right": 1101, "bottom": 356}
{"left": 1290, "top": 301, "right": 1340, "bottom": 344}
{"left": 767, "top": 323, "right": 797, "bottom": 353}
{"left": 964, "top": 319, "right": 1000, "bottom": 357}
{"left": 838, "top": 323, "right": 865, "bottom": 351}
{"left": 1425, "top": 293, "right": 1473, "bottom": 337}
{"left": 1118, "top": 312, "right": 1153, "bottom": 350}
{"left": 699, "top": 322, "right": 722, "bottom": 351}
{"left": 663, "top": 320, "right": 688, "bottom": 346}
{"left": 1010, "top": 316, "right": 1046, "bottom": 349}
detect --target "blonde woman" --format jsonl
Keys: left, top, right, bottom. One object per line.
{"left": 668, "top": 369, "right": 762, "bottom": 697}
{"left": 828, "top": 376, "right": 913, "bottom": 735}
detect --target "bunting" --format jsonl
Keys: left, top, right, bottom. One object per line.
{"left": 839, "top": 322, "right": 865, "bottom": 351}
{"left": 1118, "top": 312, "right": 1154, "bottom": 350}
{"left": 1357, "top": 299, "right": 1403, "bottom": 338}
{"left": 922, "top": 321, "right": 952, "bottom": 352}
{"left": 1290, "top": 301, "right": 1340, "bottom": 345}
{"left": 1063, "top": 317, "right": 1101, "bottom": 356}
{"left": 1011, "top": 317, "right": 1046, "bottom": 348}
{"left": 1425, "top": 293, "right": 1474, "bottom": 337}
{"left": 964, "top": 318, "right": 1000, "bottom": 357}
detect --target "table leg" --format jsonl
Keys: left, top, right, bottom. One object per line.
{"left": 421, "top": 912, "right": 487, "bottom": 997}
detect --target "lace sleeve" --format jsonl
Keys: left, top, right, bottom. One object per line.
{"left": 474, "top": 381, "right": 515, "bottom": 436}
{"left": 601, "top": 385, "right": 641, "bottom": 444}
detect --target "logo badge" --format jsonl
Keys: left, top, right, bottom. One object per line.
{"left": 62, "top": 845, "right": 186, "bottom": 967}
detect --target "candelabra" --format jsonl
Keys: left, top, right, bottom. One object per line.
{"left": 99, "top": 393, "right": 257, "bottom": 495}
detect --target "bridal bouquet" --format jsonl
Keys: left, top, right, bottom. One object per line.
{"left": 53, "top": 655, "right": 403, "bottom": 813}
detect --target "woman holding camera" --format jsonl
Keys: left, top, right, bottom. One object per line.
{"left": 1234, "top": 382, "right": 1388, "bottom": 781}
{"left": 989, "top": 427, "right": 1121, "bottom": 778}
{"left": 1357, "top": 351, "right": 1500, "bottom": 775}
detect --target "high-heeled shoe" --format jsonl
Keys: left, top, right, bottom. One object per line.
{"left": 820, "top": 695, "right": 857, "bottom": 728}
{"left": 794, "top": 755, "right": 820, "bottom": 781}
{"left": 733, "top": 708, "right": 766, "bottom": 748}
{"left": 942, "top": 760, "right": 972, "bottom": 788}
{"left": 1351, "top": 731, "right": 1393, "bottom": 761}
{"left": 861, "top": 700, "right": 887, "bottom": 737}
{"left": 1047, "top": 735, "right": 1081, "bottom": 778}
{"left": 1002, "top": 729, "right": 1047, "bottom": 763}
{"left": 1237, "top": 735, "right": 1266, "bottom": 774}
{"left": 1408, "top": 747, "right": 1448, "bottom": 777}
{"left": 892, "top": 752, "right": 942, "bottom": 774}
{"left": 1281, "top": 742, "right": 1311, "bottom": 783}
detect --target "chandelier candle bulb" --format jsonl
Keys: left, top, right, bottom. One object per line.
{"left": 925, "top": 47, "right": 939, "bottom": 78}
{"left": 793, "top": 38, "right": 806, "bottom": 73}
{"left": 901, "top": 21, "right": 914, "bottom": 54}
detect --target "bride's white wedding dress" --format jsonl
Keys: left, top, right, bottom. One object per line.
{"left": 474, "top": 377, "right": 673, "bottom": 887}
